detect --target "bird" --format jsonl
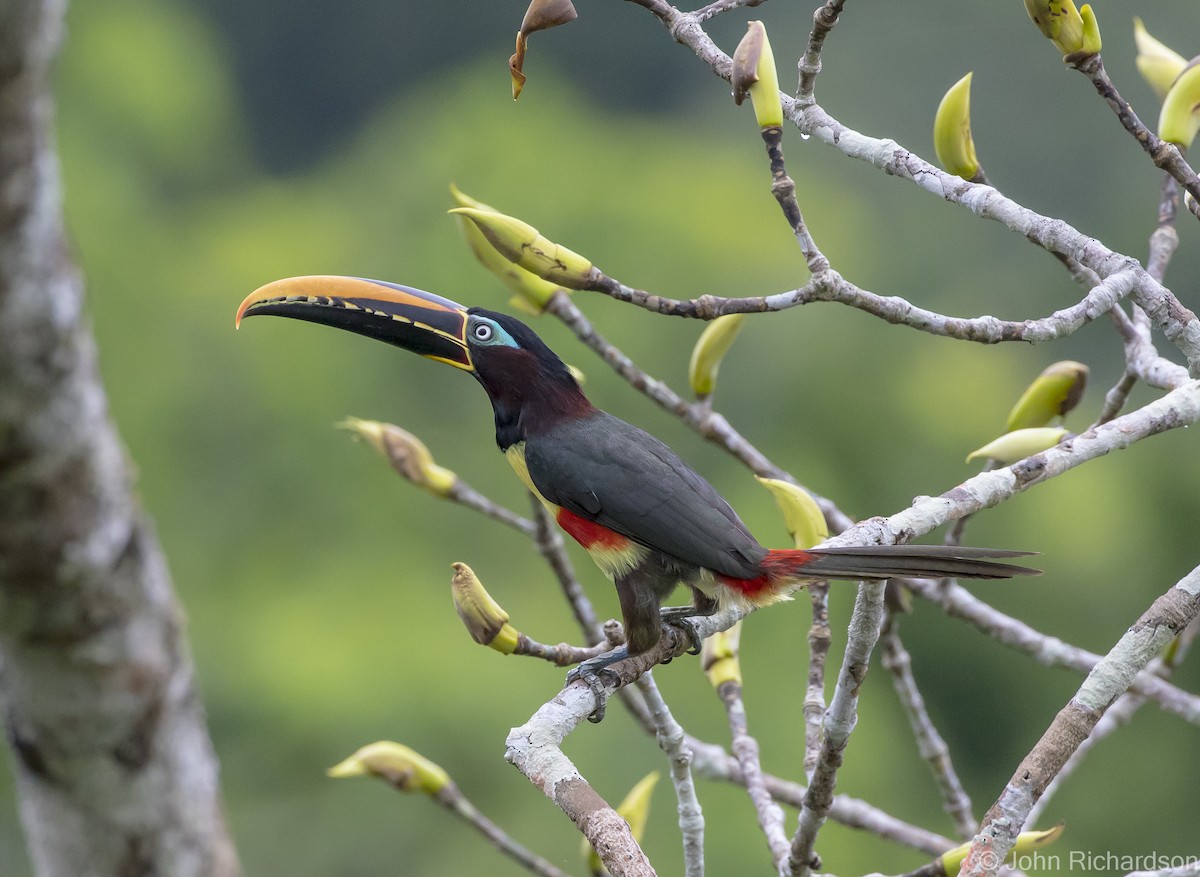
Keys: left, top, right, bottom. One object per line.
{"left": 237, "top": 276, "right": 1039, "bottom": 679}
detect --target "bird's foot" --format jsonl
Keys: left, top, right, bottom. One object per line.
{"left": 566, "top": 647, "right": 628, "bottom": 723}
{"left": 658, "top": 608, "right": 705, "bottom": 655}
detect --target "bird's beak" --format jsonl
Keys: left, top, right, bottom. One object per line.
{"left": 236, "top": 276, "right": 474, "bottom": 372}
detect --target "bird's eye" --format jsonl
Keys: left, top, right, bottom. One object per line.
{"left": 472, "top": 323, "right": 494, "bottom": 342}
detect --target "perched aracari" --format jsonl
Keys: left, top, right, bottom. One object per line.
{"left": 237, "top": 276, "right": 1039, "bottom": 674}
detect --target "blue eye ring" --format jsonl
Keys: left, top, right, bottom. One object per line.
{"left": 467, "top": 316, "right": 518, "bottom": 348}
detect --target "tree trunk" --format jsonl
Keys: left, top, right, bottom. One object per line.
{"left": 0, "top": 0, "right": 240, "bottom": 874}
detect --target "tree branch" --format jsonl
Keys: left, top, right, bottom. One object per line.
{"left": 959, "top": 564, "right": 1200, "bottom": 876}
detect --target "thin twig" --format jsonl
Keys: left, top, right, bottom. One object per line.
{"left": 637, "top": 673, "right": 706, "bottom": 877}
{"left": 687, "top": 731, "right": 955, "bottom": 855}
{"left": 796, "top": 0, "right": 847, "bottom": 105}
{"left": 715, "top": 679, "right": 790, "bottom": 871}
{"left": 512, "top": 633, "right": 613, "bottom": 666}
{"left": 905, "top": 573, "right": 1200, "bottom": 727}
{"left": 788, "top": 581, "right": 887, "bottom": 876}
{"left": 1024, "top": 614, "right": 1200, "bottom": 827}
{"left": 958, "top": 564, "right": 1200, "bottom": 876}
{"left": 1073, "top": 54, "right": 1200, "bottom": 212}
{"left": 693, "top": 0, "right": 767, "bottom": 24}
{"left": 802, "top": 584, "right": 831, "bottom": 782}
{"left": 760, "top": 125, "right": 828, "bottom": 273}
{"left": 444, "top": 480, "right": 537, "bottom": 536}
{"left": 583, "top": 267, "right": 1137, "bottom": 345}
{"left": 432, "top": 783, "right": 574, "bottom": 877}
{"left": 880, "top": 614, "right": 976, "bottom": 839}
{"left": 529, "top": 495, "right": 601, "bottom": 641}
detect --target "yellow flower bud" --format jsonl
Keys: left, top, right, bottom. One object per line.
{"left": 688, "top": 314, "right": 746, "bottom": 398}
{"left": 1024, "top": 0, "right": 1086, "bottom": 56}
{"left": 509, "top": 0, "right": 578, "bottom": 100}
{"left": 451, "top": 562, "right": 520, "bottom": 655}
{"left": 1079, "top": 5, "right": 1102, "bottom": 56}
{"left": 702, "top": 622, "right": 743, "bottom": 689}
{"left": 450, "top": 185, "right": 564, "bottom": 312}
{"left": 731, "top": 21, "right": 783, "bottom": 128}
{"left": 1159, "top": 58, "right": 1200, "bottom": 147}
{"left": 448, "top": 207, "right": 594, "bottom": 288}
{"left": 966, "top": 428, "right": 1070, "bottom": 464}
{"left": 1006, "top": 360, "right": 1089, "bottom": 431}
{"left": 582, "top": 772, "right": 659, "bottom": 872}
{"left": 338, "top": 418, "right": 457, "bottom": 496}
{"left": 755, "top": 477, "right": 828, "bottom": 549}
{"left": 933, "top": 72, "right": 980, "bottom": 180}
{"left": 1133, "top": 18, "right": 1187, "bottom": 100}
{"left": 327, "top": 741, "right": 451, "bottom": 795}
{"left": 938, "top": 823, "right": 1064, "bottom": 875}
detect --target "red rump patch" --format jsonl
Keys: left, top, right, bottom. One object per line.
{"left": 555, "top": 508, "right": 630, "bottom": 551}
{"left": 761, "top": 548, "right": 817, "bottom": 577}
{"left": 718, "top": 549, "right": 818, "bottom": 600}
{"left": 715, "top": 573, "right": 772, "bottom": 599}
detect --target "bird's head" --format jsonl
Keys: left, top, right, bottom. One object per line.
{"left": 236, "top": 275, "right": 591, "bottom": 447}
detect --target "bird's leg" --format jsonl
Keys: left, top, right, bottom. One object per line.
{"left": 657, "top": 588, "right": 719, "bottom": 654}
{"left": 565, "top": 570, "right": 671, "bottom": 722}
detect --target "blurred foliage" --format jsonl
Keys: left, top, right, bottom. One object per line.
{"left": 2, "top": 0, "right": 1198, "bottom": 875}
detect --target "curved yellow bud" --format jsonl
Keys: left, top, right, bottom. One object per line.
{"left": 702, "top": 622, "right": 743, "bottom": 689}
{"left": 688, "top": 314, "right": 746, "bottom": 397}
{"left": 1079, "top": 5, "right": 1102, "bottom": 56}
{"left": 732, "top": 21, "right": 783, "bottom": 128}
{"left": 450, "top": 186, "right": 564, "bottom": 312}
{"left": 339, "top": 418, "right": 458, "bottom": 496}
{"left": 1134, "top": 18, "right": 1187, "bottom": 100}
{"left": 582, "top": 772, "right": 660, "bottom": 872}
{"left": 933, "top": 72, "right": 980, "bottom": 180}
{"left": 755, "top": 477, "right": 828, "bottom": 549}
{"left": 1006, "top": 360, "right": 1089, "bottom": 431}
{"left": 966, "top": 428, "right": 1070, "bottom": 464}
{"left": 938, "top": 823, "right": 1064, "bottom": 874}
{"left": 1159, "top": 58, "right": 1200, "bottom": 147}
{"left": 451, "top": 562, "right": 519, "bottom": 654}
{"left": 1024, "top": 0, "right": 1085, "bottom": 55}
{"left": 327, "top": 741, "right": 451, "bottom": 795}
{"left": 448, "top": 207, "right": 594, "bottom": 288}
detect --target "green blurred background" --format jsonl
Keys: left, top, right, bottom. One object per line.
{"left": 3, "top": 1, "right": 1199, "bottom": 874}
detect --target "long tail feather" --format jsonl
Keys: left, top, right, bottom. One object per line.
{"left": 764, "top": 545, "right": 1041, "bottom": 582}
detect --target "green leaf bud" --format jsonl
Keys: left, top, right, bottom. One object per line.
{"left": 339, "top": 418, "right": 457, "bottom": 496}
{"left": 450, "top": 185, "right": 564, "bottom": 312}
{"left": 1159, "top": 57, "right": 1200, "bottom": 147}
{"left": 731, "top": 21, "right": 783, "bottom": 128}
{"left": 688, "top": 314, "right": 746, "bottom": 398}
{"left": 966, "top": 428, "right": 1070, "bottom": 464}
{"left": 448, "top": 207, "right": 595, "bottom": 287}
{"left": 938, "top": 824, "right": 1065, "bottom": 875}
{"left": 1133, "top": 18, "right": 1187, "bottom": 100}
{"left": 327, "top": 741, "right": 451, "bottom": 795}
{"left": 701, "top": 622, "right": 742, "bottom": 689}
{"left": 933, "top": 72, "right": 980, "bottom": 180}
{"left": 451, "top": 562, "right": 520, "bottom": 654}
{"left": 755, "top": 477, "right": 828, "bottom": 549}
{"left": 1024, "top": 0, "right": 1087, "bottom": 56}
{"left": 1006, "top": 360, "right": 1089, "bottom": 431}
